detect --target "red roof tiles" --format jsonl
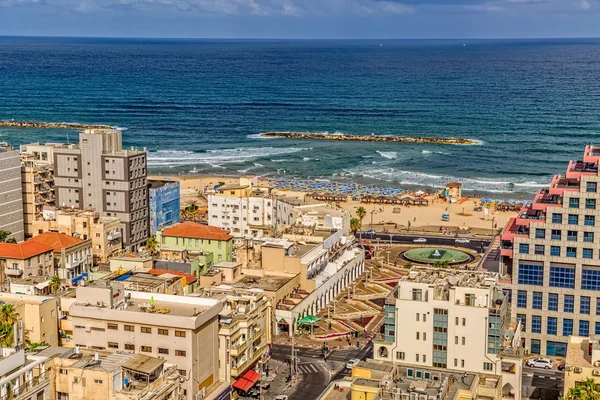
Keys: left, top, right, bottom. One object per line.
{"left": 162, "top": 222, "right": 232, "bottom": 241}
{"left": 0, "top": 241, "right": 53, "bottom": 259}
{"left": 28, "top": 232, "right": 86, "bottom": 253}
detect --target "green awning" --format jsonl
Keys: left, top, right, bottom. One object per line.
{"left": 297, "top": 315, "right": 321, "bottom": 325}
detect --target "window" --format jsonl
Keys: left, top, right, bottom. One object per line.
{"left": 483, "top": 362, "right": 493, "bottom": 371}
{"left": 423, "top": 333, "right": 427, "bottom": 341}
{"left": 455, "top": 317, "right": 459, "bottom": 325}
{"left": 569, "top": 198, "right": 580, "bottom": 208}
{"left": 175, "top": 330, "right": 186, "bottom": 338}
{"left": 94, "top": 380, "right": 103, "bottom": 385}
{"left": 583, "top": 268, "right": 600, "bottom": 293}
{"left": 461, "top": 360, "right": 465, "bottom": 368}
{"left": 60, "top": 369, "right": 68, "bottom": 375}
{"left": 563, "top": 319, "right": 573, "bottom": 336}
{"left": 462, "top": 337, "right": 465, "bottom": 345}
{"left": 124, "top": 325, "right": 134, "bottom": 332}
{"left": 416, "top": 354, "right": 420, "bottom": 362}
{"left": 551, "top": 230, "right": 561, "bottom": 240}
{"left": 175, "top": 350, "right": 186, "bottom": 356}
{"left": 454, "top": 359, "right": 457, "bottom": 367}
{"left": 564, "top": 295, "right": 575, "bottom": 313}
{"left": 416, "top": 313, "right": 419, "bottom": 321}
{"left": 583, "top": 249, "right": 594, "bottom": 259}
{"left": 107, "top": 323, "right": 118, "bottom": 330}
{"left": 125, "top": 344, "right": 134, "bottom": 350}
{"left": 552, "top": 213, "right": 563, "bottom": 224}
{"left": 397, "top": 352, "right": 405, "bottom": 360}
{"left": 586, "top": 198, "right": 596, "bottom": 209}
{"left": 581, "top": 296, "right": 591, "bottom": 314}
{"left": 462, "top": 318, "right": 466, "bottom": 326}
{"left": 567, "top": 231, "right": 578, "bottom": 241}
{"left": 531, "top": 339, "right": 541, "bottom": 355}
{"left": 587, "top": 182, "right": 597, "bottom": 193}
{"left": 566, "top": 247, "right": 577, "bottom": 258}
{"left": 519, "top": 244, "right": 529, "bottom": 254}
{"left": 568, "top": 214, "right": 579, "bottom": 225}
{"left": 547, "top": 317, "right": 557, "bottom": 335}
{"left": 579, "top": 320, "right": 590, "bottom": 337}
{"left": 455, "top": 336, "right": 459, "bottom": 345}
{"left": 412, "top": 289, "right": 423, "bottom": 301}
{"left": 534, "top": 245, "right": 545, "bottom": 255}
{"left": 158, "top": 328, "right": 169, "bottom": 335}
{"left": 584, "top": 232, "right": 594, "bottom": 243}
{"left": 531, "top": 316, "right": 541, "bottom": 333}
{"left": 550, "top": 266, "right": 575, "bottom": 288}
{"left": 532, "top": 292, "right": 542, "bottom": 310}
{"left": 517, "top": 314, "right": 526, "bottom": 332}
{"left": 585, "top": 215, "right": 596, "bottom": 227}
{"left": 108, "top": 342, "right": 118, "bottom": 349}
{"left": 597, "top": 298, "right": 600, "bottom": 316}
{"left": 518, "top": 263, "right": 544, "bottom": 285}
{"left": 416, "top": 332, "right": 420, "bottom": 340}
{"left": 548, "top": 293, "right": 559, "bottom": 311}
{"left": 535, "top": 229, "right": 545, "bottom": 239}
{"left": 550, "top": 246, "right": 561, "bottom": 257}
{"left": 141, "top": 327, "right": 152, "bottom": 334}
{"left": 517, "top": 291, "right": 527, "bottom": 308}
{"left": 141, "top": 346, "right": 152, "bottom": 352}
{"left": 546, "top": 341, "right": 568, "bottom": 357}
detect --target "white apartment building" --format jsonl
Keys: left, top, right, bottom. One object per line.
{"left": 374, "top": 267, "right": 523, "bottom": 400}
{"left": 0, "top": 143, "right": 24, "bottom": 242}
{"left": 69, "top": 282, "right": 223, "bottom": 399}
{"left": 273, "top": 197, "right": 350, "bottom": 235}
{"left": 208, "top": 184, "right": 273, "bottom": 238}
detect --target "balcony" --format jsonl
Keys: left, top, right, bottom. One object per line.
{"left": 5, "top": 268, "right": 23, "bottom": 276}
{"left": 230, "top": 350, "right": 262, "bottom": 378}
{"left": 231, "top": 339, "right": 250, "bottom": 357}
{"left": 107, "top": 231, "right": 121, "bottom": 241}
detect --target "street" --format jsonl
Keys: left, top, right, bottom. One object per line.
{"left": 522, "top": 365, "right": 564, "bottom": 400}
{"left": 358, "top": 232, "right": 490, "bottom": 253}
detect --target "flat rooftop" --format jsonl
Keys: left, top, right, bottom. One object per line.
{"left": 353, "top": 378, "right": 379, "bottom": 388}
{"left": 276, "top": 196, "right": 307, "bottom": 206}
{"left": 355, "top": 361, "right": 395, "bottom": 374}
{"left": 217, "top": 184, "right": 249, "bottom": 190}
{"left": 383, "top": 365, "right": 476, "bottom": 400}
{"left": 403, "top": 267, "right": 498, "bottom": 288}
{"left": 148, "top": 179, "right": 179, "bottom": 190}
{"left": 566, "top": 335, "right": 600, "bottom": 368}
{"left": 231, "top": 274, "right": 297, "bottom": 292}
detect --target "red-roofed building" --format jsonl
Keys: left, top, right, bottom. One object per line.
{"left": 28, "top": 232, "right": 92, "bottom": 283}
{"left": 157, "top": 222, "right": 233, "bottom": 263}
{"left": 0, "top": 241, "right": 54, "bottom": 283}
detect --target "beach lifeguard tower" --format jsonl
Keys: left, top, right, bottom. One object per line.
{"left": 445, "top": 182, "right": 462, "bottom": 203}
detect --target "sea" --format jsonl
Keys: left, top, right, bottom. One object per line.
{"left": 1, "top": 37, "right": 600, "bottom": 196}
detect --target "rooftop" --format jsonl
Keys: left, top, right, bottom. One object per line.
{"left": 383, "top": 365, "right": 476, "bottom": 400}
{"left": 445, "top": 182, "right": 462, "bottom": 188}
{"left": 147, "top": 269, "right": 197, "bottom": 285}
{"left": 231, "top": 274, "right": 297, "bottom": 292}
{"left": 112, "top": 272, "right": 183, "bottom": 291}
{"left": 566, "top": 335, "right": 600, "bottom": 368}
{"left": 161, "top": 221, "right": 233, "bottom": 241}
{"left": 214, "top": 261, "right": 241, "bottom": 269}
{"left": 0, "top": 241, "right": 53, "bottom": 259}
{"left": 217, "top": 184, "right": 249, "bottom": 190}
{"left": 28, "top": 232, "right": 87, "bottom": 252}
{"left": 402, "top": 267, "right": 498, "bottom": 288}
{"left": 0, "top": 292, "right": 55, "bottom": 305}
{"left": 148, "top": 179, "right": 179, "bottom": 190}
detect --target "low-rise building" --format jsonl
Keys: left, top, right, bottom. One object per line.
{"left": 273, "top": 197, "right": 351, "bottom": 235}
{"left": 110, "top": 271, "right": 186, "bottom": 295}
{"left": 157, "top": 221, "right": 233, "bottom": 264}
{"left": 32, "top": 207, "right": 122, "bottom": 263}
{"left": 0, "top": 241, "right": 54, "bottom": 285}
{"left": 148, "top": 179, "right": 181, "bottom": 236}
{"left": 109, "top": 254, "right": 154, "bottom": 273}
{"left": 0, "top": 292, "right": 59, "bottom": 346}
{"left": 0, "top": 349, "right": 53, "bottom": 400}
{"left": 29, "top": 232, "right": 93, "bottom": 284}
{"left": 563, "top": 335, "right": 600, "bottom": 396}
{"left": 69, "top": 282, "right": 223, "bottom": 399}
{"left": 9, "top": 276, "right": 53, "bottom": 296}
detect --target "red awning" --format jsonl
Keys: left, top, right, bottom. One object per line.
{"left": 232, "top": 370, "right": 260, "bottom": 392}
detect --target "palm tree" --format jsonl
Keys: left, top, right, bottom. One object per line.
{"left": 356, "top": 207, "right": 367, "bottom": 226}
{"left": 146, "top": 236, "right": 159, "bottom": 256}
{"left": 563, "top": 378, "right": 600, "bottom": 400}
{"left": 350, "top": 218, "right": 361, "bottom": 235}
{"left": 0, "top": 304, "right": 18, "bottom": 326}
{"left": 50, "top": 275, "right": 61, "bottom": 295}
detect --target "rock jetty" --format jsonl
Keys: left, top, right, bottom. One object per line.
{"left": 0, "top": 121, "right": 113, "bottom": 130}
{"left": 261, "top": 132, "right": 476, "bottom": 145}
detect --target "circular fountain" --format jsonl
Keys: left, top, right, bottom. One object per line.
{"left": 402, "top": 247, "right": 472, "bottom": 265}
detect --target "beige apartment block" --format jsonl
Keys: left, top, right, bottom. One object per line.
{"left": 0, "top": 349, "right": 53, "bottom": 400}
{"left": 32, "top": 207, "right": 122, "bottom": 263}
{"left": 21, "top": 158, "right": 55, "bottom": 239}
{"left": 0, "top": 241, "right": 54, "bottom": 285}
{"left": 69, "top": 282, "right": 223, "bottom": 399}
{"left": 0, "top": 143, "right": 24, "bottom": 242}
{"left": 563, "top": 335, "right": 600, "bottom": 396}
{"left": 0, "top": 292, "right": 59, "bottom": 346}
{"left": 373, "top": 268, "right": 523, "bottom": 400}
{"left": 29, "top": 232, "right": 93, "bottom": 283}
{"left": 500, "top": 145, "right": 600, "bottom": 357}
{"left": 53, "top": 129, "right": 148, "bottom": 251}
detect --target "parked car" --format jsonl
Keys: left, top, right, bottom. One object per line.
{"left": 526, "top": 358, "right": 553, "bottom": 369}
{"left": 455, "top": 238, "right": 471, "bottom": 244}
{"left": 275, "top": 396, "right": 289, "bottom": 400}
{"left": 346, "top": 359, "right": 360, "bottom": 369}
{"left": 365, "top": 229, "right": 377, "bottom": 236}
{"left": 413, "top": 238, "right": 427, "bottom": 243}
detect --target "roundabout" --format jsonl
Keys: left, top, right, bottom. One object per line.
{"left": 402, "top": 247, "right": 473, "bottom": 265}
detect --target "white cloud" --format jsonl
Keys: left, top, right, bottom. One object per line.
{"left": 579, "top": 0, "right": 591, "bottom": 9}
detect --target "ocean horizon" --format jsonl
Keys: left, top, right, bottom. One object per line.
{"left": 1, "top": 36, "right": 600, "bottom": 196}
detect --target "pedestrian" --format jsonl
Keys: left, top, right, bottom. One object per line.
{"left": 275, "top": 367, "right": 279, "bottom": 375}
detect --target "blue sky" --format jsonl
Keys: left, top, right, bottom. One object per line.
{"left": 0, "top": 0, "right": 598, "bottom": 38}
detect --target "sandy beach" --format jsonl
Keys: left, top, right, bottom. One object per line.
{"left": 150, "top": 174, "right": 517, "bottom": 237}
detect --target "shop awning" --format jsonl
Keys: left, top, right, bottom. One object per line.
{"left": 232, "top": 369, "right": 260, "bottom": 392}
{"left": 71, "top": 272, "right": 88, "bottom": 284}
{"left": 277, "top": 318, "right": 288, "bottom": 325}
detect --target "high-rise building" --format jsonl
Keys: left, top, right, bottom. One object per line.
{"left": 53, "top": 129, "right": 148, "bottom": 251}
{"left": 500, "top": 145, "right": 600, "bottom": 357}
{"left": 0, "top": 143, "right": 24, "bottom": 242}
{"left": 148, "top": 179, "right": 180, "bottom": 236}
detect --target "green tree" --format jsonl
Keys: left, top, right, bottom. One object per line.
{"left": 50, "top": 275, "right": 62, "bottom": 295}
{"left": 356, "top": 207, "right": 367, "bottom": 227}
{"left": 0, "top": 230, "right": 16, "bottom": 243}
{"left": 350, "top": 218, "right": 361, "bottom": 235}
{"left": 146, "top": 236, "right": 159, "bottom": 256}
{"left": 563, "top": 378, "right": 600, "bottom": 400}
{"left": 404, "top": 262, "right": 413, "bottom": 270}
{"left": 0, "top": 304, "right": 19, "bottom": 347}
{"left": 182, "top": 202, "right": 199, "bottom": 221}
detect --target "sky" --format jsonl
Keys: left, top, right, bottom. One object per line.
{"left": 0, "top": 0, "right": 598, "bottom": 38}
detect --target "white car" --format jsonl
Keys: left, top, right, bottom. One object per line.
{"left": 413, "top": 238, "right": 427, "bottom": 243}
{"left": 275, "top": 396, "right": 288, "bottom": 400}
{"left": 455, "top": 238, "right": 471, "bottom": 244}
{"left": 346, "top": 359, "right": 360, "bottom": 369}
{"left": 526, "top": 358, "right": 553, "bottom": 369}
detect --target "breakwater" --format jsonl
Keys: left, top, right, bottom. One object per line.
{"left": 261, "top": 132, "right": 476, "bottom": 145}
{"left": 0, "top": 120, "right": 113, "bottom": 130}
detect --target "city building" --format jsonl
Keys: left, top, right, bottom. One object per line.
{"left": 29, "top": 232, "right": 93, "bottom": 284}
{"left": 208, "top": 179, "right": 273, "bottom": 238}
{"left": 0, "top": 143, "right": 24, "bottom": 242}
{"left": 0, "top": 292, "right": 59, "bottom": 346}
{"left": 69, "top": 282, "right": 223, "bottom": 399}
{"left": 500, "top": 145, "right": 600, "bottom": 356}
{"left": 9, "top": 276, "right": 53, "bottom": 296}
{"left": 563, "top": 334, "right": 600, "bottom": 396}
{"left": 148, "top": 179, "right": 180, "bottom": 236}
{"left": 21, "top": 157, "right": 55, "bottom": 239}
{"left": 108, "top": 271, "right": 186, "bottom": 295}
{"left": 157, "top": 221, "right": 233, "bottom": 264}
{"left": 53, "top": 129, "right": 148, "bottom": 251}
{"left": 0, "top": 241, "right": 54, "bottom": 285}
{"left": 373, "top": 267, "right": 523, "bottom": 399}
{"left": 32, "top": 207, "right": 122, "bottom": 263}
{"left": 0, "top": 348, "right": 53, "bottom": 400}
{"left": 273, "top": 197, "right": 351, "bottom": 235}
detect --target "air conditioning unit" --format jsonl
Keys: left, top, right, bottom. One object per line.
{"left": 594, "top": 360, "right": 600, "bottom": 368}
{"left": 574, "top": 367, "right": 583, "bottom": 373}
{"left": 593, "top": 370, "right": 600, "bottom": 377}
{"left": 565, "top": 366, "right": 573, "bottom": 372}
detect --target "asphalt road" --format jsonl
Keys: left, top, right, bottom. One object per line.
{"left": 270, "top": 343, "right": 373, "bottom": 400}
{"left": 522, "top": 365, "right": 564, "bottom": 400}
{"left": 357, "top": 232, "right": 491, "bottom": 253}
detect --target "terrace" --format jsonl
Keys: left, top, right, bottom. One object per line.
{"left": 549, "top": 175, "right": 580, "bottom": 195}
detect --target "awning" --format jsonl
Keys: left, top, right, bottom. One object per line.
{"left": 35, "top": 281, "right": 50, "bottom": 290}
{"left": 122, "top": 353, "right": 166, "bottom": 375}
{"left": 232, "top": 370, "right": 260, "bottom": 392}
{"left": 297, "top": 315, "right": 321, "bottom": 325}
{"left": 71, "top": 273, "right": 88, "bottom": 284}
{"left": 277, "top": 318, "right": 288, "bottom": 325}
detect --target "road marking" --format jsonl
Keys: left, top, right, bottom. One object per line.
{"left": 526, "top": 374, "right": 534, "bottom": 377}
{"left": 310, "top": 365, "right": 318, "bottom": 372}
{"left": 549, "top": 377, "right": 557, "bottom": 380}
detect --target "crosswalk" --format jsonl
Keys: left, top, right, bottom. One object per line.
{"left": 296, "top": 362, "right": 332, "bottom": 374}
